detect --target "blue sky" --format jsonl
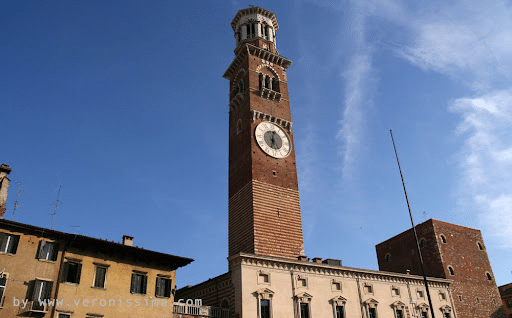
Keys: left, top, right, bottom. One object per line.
{"left": 2, "top": 0, "right": 511, "bottom": 288}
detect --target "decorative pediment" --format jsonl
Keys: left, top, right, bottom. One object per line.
{"left": 255, "top": 288, "right": 274, "bottom": 300}
{"left": 364, "top": 298, "right": 379, "bottom": 308}
{"left": 440, "top": 305, "right": 452, "bottom": 313}
{"left": 330, "top": 296, "right": 347, "bottom": 306}
{"left": 392, "top": 300, "right": 406, "bottom": 309}
{"left": 295, "top": 292, "right": 313, "bottom": 303}
{"left": 417, "top": 303, "right": 429, "bottom": 312}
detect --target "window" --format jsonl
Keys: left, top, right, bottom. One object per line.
{"left": 392, "top": 287, "right": 400, "bottom": 297}
{"left": 364, "top": 284, "right": 373, "bottom": 294}
{"left": 443, "top": 313, "right": 451, "bottom": 318}
{"left": 332, "top": 281, "right": 342, "bottom": 291}
{"left": 300, "top": 303, "right": 309, "bottom": 318}
{"left": 63, "top": 260, "right": 82, "bottom": 284}
{"left": 58, "top": 314, "right": 71, "bottom": 318}
{"left": 257, "top": 288, "right": 274, "bottom": 318}
{"left": 492, "top": 298, "right": 497, "bottom": 305}
{"left": 37, "top": 240, "right": 58, "bottom": 261}
{"left": 93, "top": 266, "right": 107, "bottom": 288}
{"left": 335, "top": 305, "right": 345, "bottom": 318}
{"left": 448, "top": 266, "right": 455, "bottom": 276}
{"left": 155, "top": 277, "right": 172, "bottom": 298}
{"left": 369, "top": 307, "right": 377, "bottom": 318}
{"left": 458, "top": 295, "right": 463, "bottom": 302}
{"left": 258, "top": 271, "right": 270, "bottom": 284}
{"left": 0, "top": 275, "right": 6, "bottom": 308}
{"left": 32, "top": 279, "right": 53, "bottom": 311}
{"left": 297, "top": 277, "right": 307, "bottom": 288}
{"left": 385, "top": 253, "right": 392, "bottom": 263}
{"left": 476, "top": 297, "right": 480, "bottom": 303}
{"left": 439, "top": 292, "right": 447, "bottom": 301}
{"left": 420, "top": 239, "right": 427, "bottom": 249}
{"left": 421, "top": 312, "right": 428, "bottom": 318}
{"left": 130, "top": 273, "right": 147, "bottom": 295}
{"left": 417, "top": 290, "right": 425, "bottom": 298}
{"left": 261, "top": 299, "right": 270, "bottom": 318}
{"left": 477, "top": 242, "right": 484, "bottom": 250}
{"left": 486, "top": 272, "right": 492, "bottom": 281}
{"left": 396, "top": 309, "right": 404, "bottom": 318}
{"left": 440, "top": 235, "right": 447, "bottom": 243}
{"left": 0, "top": 232, "right": 20, "bottom": 254}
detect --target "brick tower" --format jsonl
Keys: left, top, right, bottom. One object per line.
{"left": 223, "top": 7, "right": 304, "bottom": 260}
{"left": 376, "top": 219, "right": 505, "bottom": 318}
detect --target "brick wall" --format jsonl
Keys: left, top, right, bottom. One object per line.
{"left": 376, "top": 219, "right": 505, "bottom": 318}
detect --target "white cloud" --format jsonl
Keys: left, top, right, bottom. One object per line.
{"left": 338, "top": 52, "right": 373, "bottom": 180}
{"left": 450, "top": 90, "right": 512, "bottom": 247}
{"left": 395, "top": 0, "right": 512, "bottom": 89}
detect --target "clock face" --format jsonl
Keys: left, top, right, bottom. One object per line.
{"left": 255, "top": 121, "right": 291, "bottom": 158}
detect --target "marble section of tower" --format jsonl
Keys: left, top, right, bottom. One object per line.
{"left": 224, "top": 7, "right": 304, "bottom": 260}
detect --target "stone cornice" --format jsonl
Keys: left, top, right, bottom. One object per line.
{"left": 223, "top": 44, "right": 292, "bottom": 80}
{"left": 230, "top": 7, "right": 279, "bottom": 32}
{"left": 228, "top": 253, "right": 452, "bottom": 288}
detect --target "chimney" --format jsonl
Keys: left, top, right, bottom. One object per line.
{"left": 297, "top": 255, "right": 308, "bottom": 262}
{"left": 122, "top": 235, "right": 134, "bottom": 246}
{"left": 312, "top": 257, "right": 323, "bottom": 264}
{"left": 0, "top": 164, "right": 12, "bottom": 219}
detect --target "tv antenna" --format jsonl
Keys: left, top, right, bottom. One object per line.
{"left": 50, "top": 184, "right": 62, "bottom": 230}
{"left": 11, "top": 181, "right": 23, "bottom": 220}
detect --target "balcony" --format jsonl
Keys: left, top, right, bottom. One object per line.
{"left": 173, "top": 302, "right": 230, "bottom": 318}
{"left": 17, "top": 300, "right": 49, "bottom": 315}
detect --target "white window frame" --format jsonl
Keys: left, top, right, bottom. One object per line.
{"left": 392, "top": 301, "right": 406, "bottom": 318}
{"left": 38, "top": 240, "right": 58, "bottom": 261}
{"left": 93, "top": 265, "right": 108, "bottom": 289}
{"left": 0, "top": 232, "right": 20, "bottom": 254}
{"left": 417, "top": 303, "right": 429, "bottom": 318}
{"left": 295, "top": 292, "right": 313, "bottom": 318}
{"left": 0, "top": 272, "right": 7, "bottom": 308}
{"left": 256, "top": 288, "right": 274, "bottom": 318}
{"left": 331, "top": 296, "right": 347, "bottom": 318}
{"left": 364, "top": 298, "right": 379, "bottom": 318}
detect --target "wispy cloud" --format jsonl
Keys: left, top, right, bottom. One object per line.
{"left": 450, "top": 91, "right": 512, "bottom": 246}
{"left": 396, "top": 0, "right": 512, "bottom": 89}
{"left": 337, "top": 1, "right": 376, "bottom": 181}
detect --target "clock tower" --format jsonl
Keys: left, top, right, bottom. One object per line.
{"left": 224, "top": 7, "right": 304, "bottom": 260}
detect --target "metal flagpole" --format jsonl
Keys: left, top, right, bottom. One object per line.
{"left": 390, "top": 130, "right": 436, "bottom": 318}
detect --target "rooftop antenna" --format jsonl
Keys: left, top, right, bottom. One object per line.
{"left": 11, "top": 181, "right": 23, "bottom": 220}
{"left": 50, "top": 184, "right": 62, "bottom": 230}
{"left": 390, "top": 130, "right": 436, "bottom": 318}
{"left": 70, "top": 225, "right": 81, "bottom": 235}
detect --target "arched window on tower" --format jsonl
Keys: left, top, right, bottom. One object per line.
{"left": 272, "top": 78, "right": 280, "bottom": 92}
{"left": 259, "top": 73, "right": 263, "bottom": 90}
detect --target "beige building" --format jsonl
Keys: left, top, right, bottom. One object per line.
{"left": 179, "top": 253, "right": 454, "bottom": 318}
{"left": 0, "top": 218, "right": 193, "bottom": 318}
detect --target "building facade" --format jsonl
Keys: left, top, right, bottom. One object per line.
{"left": 0, "top": 218, "right": 193, "bottom": 318}
{"left": 376, "top": 219, "right": 504, "bottom": 318}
